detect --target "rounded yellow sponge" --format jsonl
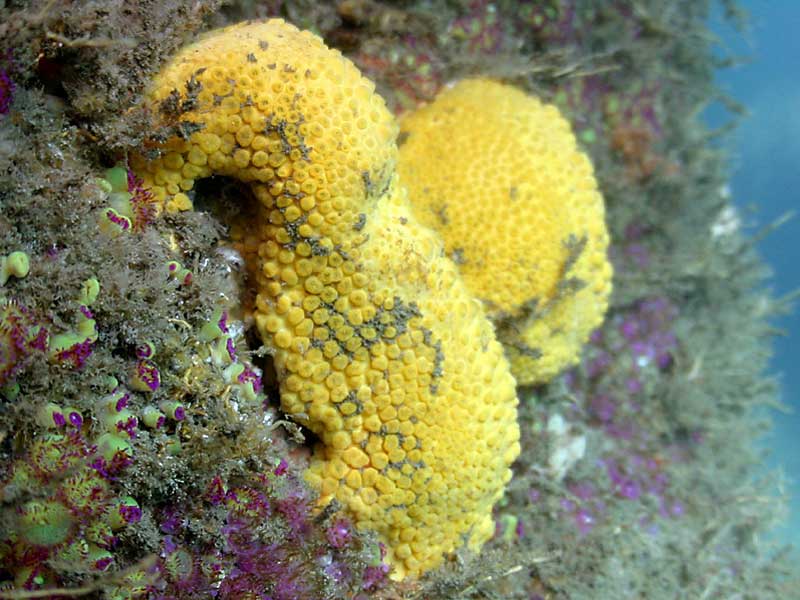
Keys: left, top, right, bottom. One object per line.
{"left": 132, "top": 21, "right": 519, "bottom": 579}
{"left": 398, "top": 78, "right": 613, "bottom": 385}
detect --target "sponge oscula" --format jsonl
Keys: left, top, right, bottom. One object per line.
{"left": 398, "top": 78, "right": 613, "bottom": 385}
{"left": 132, "top": 20, "right": 519, "bottom": 579}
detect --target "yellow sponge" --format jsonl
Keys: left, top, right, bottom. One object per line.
{"left": 398, "top": 78, "right": 613, "bottom": 385}
{"left": 132, "top": 21, "right": 519, "bottom": 579}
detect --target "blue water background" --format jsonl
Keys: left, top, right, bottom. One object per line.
{"left": 705, "top": 2, "right": 800, "bottom": 549}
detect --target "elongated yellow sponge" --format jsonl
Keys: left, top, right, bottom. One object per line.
{"left": 132, "top": 21, "right": 520, "bottom": 579}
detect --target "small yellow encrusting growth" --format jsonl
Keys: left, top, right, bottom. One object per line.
{"left": 0, "top": 251, "right": 30, "bottom": 285}
{"left": 397, "top": 78, "right": 613, "bottom": 385}
{"left": 132, "top": 20, "right": 519, "bottom": 579}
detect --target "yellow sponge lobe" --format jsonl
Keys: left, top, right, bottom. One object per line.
{"left": 398, "top": 78, "right": 613, "bottom": 385}
{"left": 133, "top": 21, "right": 519, "bottom": 579}
{"left": 131, "top": 19, "right": 397, "bottom": 214}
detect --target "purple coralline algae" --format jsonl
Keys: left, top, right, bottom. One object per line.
{"left": 0, "top": 64, "right": 13, "bottom": 114}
